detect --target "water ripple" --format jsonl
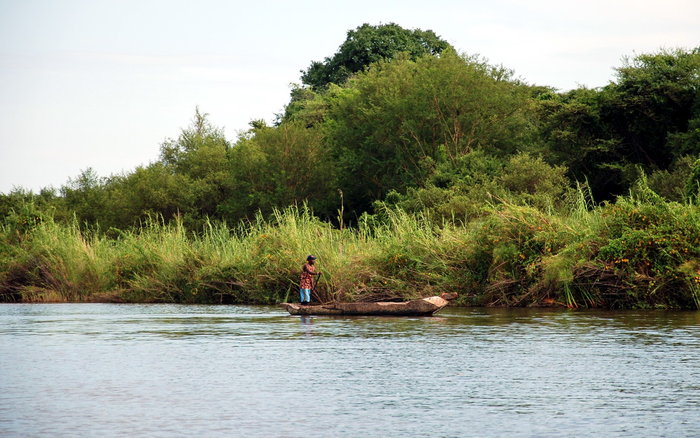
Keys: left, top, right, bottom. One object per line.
{"left": 1, "top": 304, "right": 699, "bottom": 437}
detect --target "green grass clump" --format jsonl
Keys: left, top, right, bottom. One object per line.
{"left": 1, "top": 189, "right": 699, "bottom": 309}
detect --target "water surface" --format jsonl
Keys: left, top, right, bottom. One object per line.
{"left": 1, "top": 304, "right": 699, "bottom": 437}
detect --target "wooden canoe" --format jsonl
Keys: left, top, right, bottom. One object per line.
{"left": 280, "top": 293, "right": 457, "bottom": 316}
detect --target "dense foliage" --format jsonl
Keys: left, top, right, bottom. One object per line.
{"left": 2, "top": 23, "right": 699, "bottom": 308}
{"left": 300, "top": 23, "right": 452, "bottom": 90}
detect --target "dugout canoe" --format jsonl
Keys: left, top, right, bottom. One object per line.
{"left": 280, "top": 293, "right": 457, "bottom": 316}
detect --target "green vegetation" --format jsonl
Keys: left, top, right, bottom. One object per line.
{"left": 2, "top": 24, "right": 700, "bottom": 308}
{"left": 2, "top": 191, "right": 699, "bottom": 308}
{"left": 300, "top": 23, "right": 452, "bottom": 90}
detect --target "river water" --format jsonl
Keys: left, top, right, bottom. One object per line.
{"left": 1, "top": 304, "right": 699, "bottom": 437}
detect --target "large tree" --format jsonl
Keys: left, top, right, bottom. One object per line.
{"left": 602, "top": 48, "right": 700, "bottom": 169}
{"left": 536, "top": 48, "right": 700, "bottom": 200}
{"left": 301, "top": 23, "right": 453, "bottom": 90}
{"left": 322, "top": 50, "right": 532, "bottom": 215}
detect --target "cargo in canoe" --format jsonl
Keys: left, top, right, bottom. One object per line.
{"left": 280, "top": 293, "right": 457, "bottom": 316}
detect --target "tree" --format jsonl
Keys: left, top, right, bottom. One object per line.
{"left": 105, "top": 164, "right": 197, "bottom": 229}
{"left": 277, "top": 85, "right": 328, "bottom": 126}
{"left": 61, "top": 168, "right": 109, "bottom": 226}
{"left": 601, "top": 48, "right": 700, "bottom": 169}
{"left": 536, "top": 48, "right": 700, "bottom": 200}
{"left": 324, "top": 50, "right": 532, "bottom": 215}
{"left": 159, "top": 108, "right": 232, "bottom": 221}
{"left": 301, "top": 23, "right": 453, "bottom": 90}
{"left": 535, "top": 87, "right": 624, "bottom": 199}
{"left": 219, "top": 121, "right": 337, "bottom": 221}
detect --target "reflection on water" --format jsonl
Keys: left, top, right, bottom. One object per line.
{"left": 300, "top": 315, "right": 314, "bottom": 337}
{"left": 1, "top": 304, "right": 699, "bottom": 437}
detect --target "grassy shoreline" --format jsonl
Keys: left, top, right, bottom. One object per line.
{"left": 2, "top": 189, "right": 700, "bottom": 309}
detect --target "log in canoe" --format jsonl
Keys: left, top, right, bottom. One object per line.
{"left": 280, "top": 293, "right": 458, "bottom": 316}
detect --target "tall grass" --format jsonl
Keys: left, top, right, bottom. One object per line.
{"left": 2, "top": 188, "right": 699, "bottom": 309}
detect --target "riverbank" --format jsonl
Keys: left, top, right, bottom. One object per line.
{"left": 1, "top": 188, "right": 699, "bottom": 309}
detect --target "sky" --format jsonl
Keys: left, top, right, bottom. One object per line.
{"left": 1, "top": 0, "right": 698, "bottom": 193}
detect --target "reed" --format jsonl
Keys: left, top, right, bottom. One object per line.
{"left": 1, "top": 189, "right": 699, "bottom": 309}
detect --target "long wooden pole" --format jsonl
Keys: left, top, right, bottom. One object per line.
{"left": 311, "top": 272, "right": 322, "bottom": 303}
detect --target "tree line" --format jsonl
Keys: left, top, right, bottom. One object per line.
{"left": 2, "top": 23, "right": 700, "bottom": 232}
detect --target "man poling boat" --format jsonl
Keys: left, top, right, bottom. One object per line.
{"left": 299, "top": 255, "right": 321, "bottom": 305}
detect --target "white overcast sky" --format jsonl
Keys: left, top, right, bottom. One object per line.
{"left": 1, "top": 0, "right": 698, "bottom": 193}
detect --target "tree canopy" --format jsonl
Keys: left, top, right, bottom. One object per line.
{"left": 2, "top": 24, "right": 699, "bottom": 231}
{"left": 301, "top": 23, "right": 453, "bottom": 90}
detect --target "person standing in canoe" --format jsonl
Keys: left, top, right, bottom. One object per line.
{"left": 299, "top": 255, "right": 320, "bottom": 305}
